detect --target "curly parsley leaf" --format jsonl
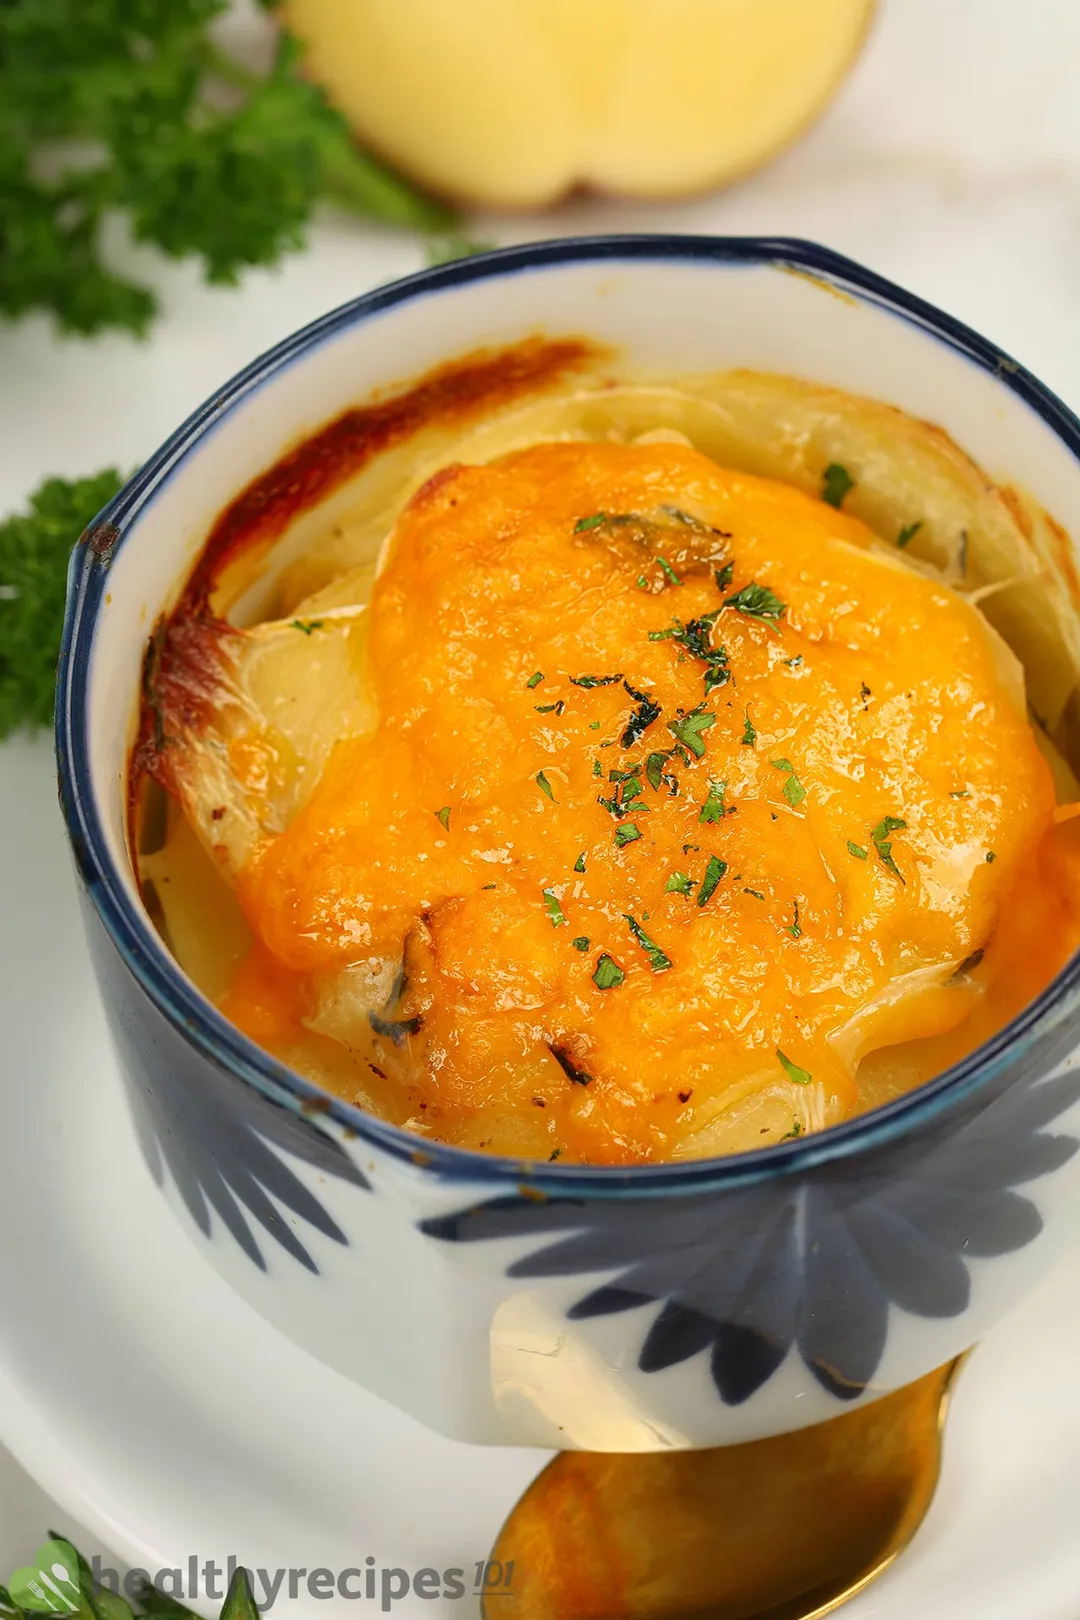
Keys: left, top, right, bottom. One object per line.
{"left": 1, "top": 467, "right": 126, "bottom": 738}
{"left": 0, "top": 4, "right": 452, "bottom": 337}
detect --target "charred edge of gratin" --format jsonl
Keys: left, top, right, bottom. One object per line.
{"left": 127, "top": 334, "right": 605, "bottom": 854}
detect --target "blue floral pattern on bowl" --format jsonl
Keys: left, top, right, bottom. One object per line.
{"left": 422, "top": 1050, "right": 1080, "bottom": 1402}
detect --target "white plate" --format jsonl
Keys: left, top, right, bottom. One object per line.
{"left": 3, "top": 735, "right": 1080, "bottom": 1618}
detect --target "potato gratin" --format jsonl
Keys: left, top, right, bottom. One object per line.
{"left": 135, "top": 341, "right": 1080, "bottom": 1164}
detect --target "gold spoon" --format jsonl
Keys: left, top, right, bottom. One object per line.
{"left": 483, "top": 1356, "right": 963, "bottom": 1620}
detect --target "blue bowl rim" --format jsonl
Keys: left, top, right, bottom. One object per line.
{"left": 55, "top": 232, "right": 1080, "bottom": 1197}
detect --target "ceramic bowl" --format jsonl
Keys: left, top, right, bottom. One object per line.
{"left": 56, "top": 236, "right": 1080, "bottom": 1451}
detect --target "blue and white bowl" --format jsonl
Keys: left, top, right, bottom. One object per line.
{"left": 56, "top": 237, "right": 1080, "bottom": 1450}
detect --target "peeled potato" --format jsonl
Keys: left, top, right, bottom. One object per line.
{"left": 281, "top": 0, "right": 874, "bottom": 207}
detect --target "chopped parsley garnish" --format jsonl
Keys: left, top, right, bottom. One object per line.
{"left": 290, "top": 619, "right": 323, "bottom": 635}
{"left": 542, "top": 888, "right": 566, "bottom": 927}
{"left": 777, "top": 1049, "right": 813, "bottom": 1086}
{"left": 536, "top": 770, "right": 556, "bottom": 801}
{"left": 624, "top": 914, "right": 672, "bottom": 973}
{"left": 637, "top": 574, "right": 649, "bottom": 589}
{"left": 986, "top": 851, "right": 996, "bottom": 863}
{"left": 668, "top": 706, "right": 716, "bottom": 759}
{"left": 784, "top": 656, "right": 803, "bottom": 667}
{"left": 621, "top": 680, "right": 662, "bottom": 747}
{"left": 771, "top": 758, "right": 806, "bottom": 807}
{"left": 589, "top": 719, "right": 601, "bottom": 730}
{"left": 650, "top": 612, "right": 730, "bottom": 696}
{"left": 535, "top": 700, "right": 566, "bottom": 715}
{"left": 526, "top": 670, "right": 545, "bottom": 688}
{"left": 697, "top": 855, "right": 727, "bottom": 907}
{"left": 741, "top": 709, "right": 756, "bottom": 747}
{"left": 598, "top": 765, "right": 645, "bottom": 819}
{"left": 572, "top": 935, "right": 590, "bottom": 951}
{"left": 715, "top": 561, "right": 734, "bottom": 590}
{"left": 570, "top": 671, "right": 624, "bottom": 688}
{"left": 786, "top": 902, "right": 801, "bottom": 939}
{"left": 699, "top": 779, "right": 727, "bottom": 823}
{"left": 847, "top": 841, "right": 868, "bottom": 860}
{"left": 665, "top": 871, "right": 695, "bottom": 896}
{"left": 724, "top": 581, "right": 786, "bottom": 630}
{"left": 822, "top": 463, "right": 854, "bottom": 508}
{"left": 549, "top": 1148, "right": 563, "bottom": 1160}
{"left": 435, "top": 806, "right": 451, "bottom": 830}
{"left": 950, "top": 790, "right": 971, "bottom": 799}
{"left": 574, "top": 851, "right": 586, "bottom": 873}
{"left": 646, "top": 751, "right": 670, "bottom": 791}
{"left": 614, "top": 823, "right": 643, "bottom": 848}
{"left": 744, "top": 888, "right": 765, "bottom": 900}
{"left": 574, "top": 513, "right": 608, "bottom": 532}
{"left": 871, "top": 815, "right": 908, "bottom": 881}
{"left": 656, "top": 554, "right": 682, "bottom": 586}
{"left": 779, "top": 1120, "right": 803, "bottom": 1141}
{"left": 897, "top": 521, "right": 923, "bottom": 548}
{"left": 593, "top": 953, "right": 626, "bottom": 990}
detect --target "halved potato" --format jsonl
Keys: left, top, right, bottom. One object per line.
{"left": 282, "top": 0, "right": 874, "bottom": 207}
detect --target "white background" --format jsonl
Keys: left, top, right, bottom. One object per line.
{"left": 2, "top": 0, "right": 1080, "bottom": 1590}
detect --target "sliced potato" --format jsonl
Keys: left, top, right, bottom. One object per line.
{"left": 156, "top": 605, "right": 376, "bottom": 880}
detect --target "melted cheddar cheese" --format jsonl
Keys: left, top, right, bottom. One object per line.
{"left": 212, "top": 441, "right": 1079, "bottom": 1163}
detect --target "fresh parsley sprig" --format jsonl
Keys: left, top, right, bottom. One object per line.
{"left": 0, "top": 469, "right": 126, "bottom": 739}
{"left": 0, "top": 2, "right": 454, "bottom": 337}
